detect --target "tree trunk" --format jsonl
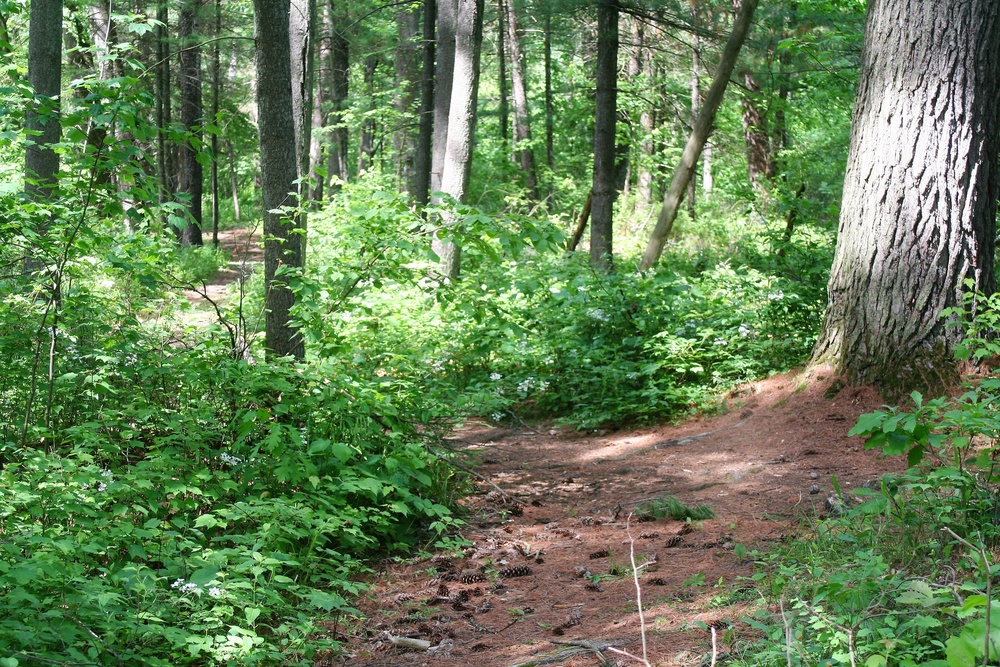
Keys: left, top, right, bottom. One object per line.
{"left": 813, "top": 0, "right": 1000, "bottom": 396}
{"left": 639, "top": 0, "right": 758, "bottom": 271}
{"left": 741, "top": 70, "right": 774, "bottom": 191}
{"left": 497, "top": 0, "right": 508, "bottom": 146}
{"left": 23, "top": 0, "right": 62, "bottom": 274}
{"left": 504, "top": 0, "right": 538, "bottom": 200}
{"left": 328, "top": 0, "right": 350, "bottom": 186}
{"left": 394, "top": 5, "right": 421, "bottom": 190}
{"left": 430, "top": 0, "right": 457, "bottom": 193}
{"left": 254, "top": 0, "right": 305, "bottom": 359}
{"left": 543, "top": 10, "right": 554, "bottom": 180}
{"left": 589, "top": 0, "right": 617, "bottom": 270}
{"left": 309, "top": 0, "right": 333, "bottom": 201}
{"left": 211, "top": 0, "right": 222, "bottom": 246}
{"left": 177, "top": 0, "right": 204, "bottom": 247}
{"left": 155, "top": 0, "right": 173, "bottom": 215}
{"left": 687, "top": 34, "right": 699, "bottom": 219}
{"left": 412, "top": 0, "right": 436, "bottom": 206}
{"left": 290, "top": 0, "right": 316, "bottom": 185}
{"left": 357, "top": 54, "right": 377, "bottom": 173}
{"left": 227, "top": 140, "right": 242, "bottom": 222}
{"left": 635, "top": 24, "right": 654, "bottom": 207}
{"left": 435, "top": 0, "right": 484, "bottom": 280}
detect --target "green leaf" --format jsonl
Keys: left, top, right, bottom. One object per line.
{"left": 189, "top": 566, "right": 219, "bottom": 586}
{"left": 0, "top": 657, "right": 19, "bottom": 667}
{"left": 850, "top": 411, "right": 887, "bottom": 436}
{"left": 244, "top": 607, "right": 261, "bottom": 625}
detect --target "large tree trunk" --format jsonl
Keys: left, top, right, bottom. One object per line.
{"left": 504, "top": 0, "right": 538, "bottom": 200}
{"left": 412, "top": 0, "right": 436, "bottom": 206}
{"left": 813, "top": 0, "right": 1000, "bottom": 395}
{"left": 254, "top": 0, "right": 305, "bottom": 359}
{"left": 741, "top": 70, "right": 774, "bottom": 191}
{"left": 435, "top": 0, "right": 484, "bottom": 280}
{"left": 23, "top": 0, "right": 62, "bottom": 274}
{"left": 177, "top": 0, "right": 204, "bottom": 247}
{"left": 639, "top": 0, "right": 758, "bottom": 271}
{"left": 589, "top": 0, "right": 618, "bottom": 270}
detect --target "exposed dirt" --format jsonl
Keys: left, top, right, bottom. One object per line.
{"left": 333, "top": 372, "right": 900, "bottom": 667}
{"left": 178, "top": 229, "right": 902, "bottom": 667}
{"left": 179, "top": 226, "right": 263, "bottom": 326}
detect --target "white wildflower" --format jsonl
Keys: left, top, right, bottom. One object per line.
{"left": 219, "top": 453, "right": 243, "bottom": 466}
{"left": 537, "top": 380, "right": 550, "bottom": 392}
{"left": 586, "top": 308, "right": 609, "bottom": 322}
{"left": 738, "top": 324, "right": 752, "bottom": 337}
{"left": 767, "top": 290, "right": 784, "bottom": 301}
{"left": 208, "top": 587, "right": 224, "bottom": 598}
{"left": 626, "top": 372, "right": 639, "bottom": 380}
{"left": 490, "top": 412, "right": 504, "bottom": 423}
{"left": 517, "top": 377, "right": 536, "bottom": 393}
{"left": 171, "top": 579, "right": 199, "bottom": 594}
{"left": 490, "top": 373, "right": 503, "bottom": 381}
{"left": 714, "top": 337, "right": 728, "bottom": 346}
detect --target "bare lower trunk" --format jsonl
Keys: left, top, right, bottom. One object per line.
{"left": 504, "top": 0, "right": 538, "bottom": 200}
{"left": 589, "top": 0, "right": 618, "bottom": 270}
{"left": 394, "top": 6, "right": 421, "bottom": 190}
{"left": 412, "top": 0, "right": 436, "bottom": 206}
{"left": 813, "top": 0, "right": 1000, "bottom": 396}
{"left": 177, "top": 0, "right": 203, "bottom": 246}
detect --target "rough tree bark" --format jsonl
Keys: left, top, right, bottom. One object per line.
{"left": 430, "top": 0, "right": 457, "bottom": 193}
{"left": 543, "top": 9, "right": 554, "bottom": 178}
{"left": 290, "top": 0, "right": 316, "bottom": 187}
{"left": 23, "top": 0, "right": 62, "bottom": 274}
{"left": 327, "top": 0, "right": 349, "bottom": 186}
{"left": 435, "top": 0, "right": 484, "bottom": 280}
{"left": 639, "top": 0, "right": 758, "bottom": 271}
{"left": 254, "top": 0, "right": 305, "bottom": 359}
{"left": 497, "top": 0, "right": 508, "bottom": 145}
{"left": 589, "top": 0, "right": 618, "bottom": 270}
{"left": 813, "top": 0, "right": 1000, "bottom": 395}
{"left": 177, "top": 0, "right": 204, "bottom": 246}
{"left": 412, "top": 0, "right": 436, "bottom": 206}
{"left": 504, "top": 0, "right": 538, "bottom": 200}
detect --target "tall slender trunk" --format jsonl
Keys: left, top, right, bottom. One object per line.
{"left": 430, "top": 0, "right": 457, "bottom": 193}
{"left": 328, "top": 0, "right": 349, "bottom": 186}
{"left": 253, "top": 0, "right": 304, "bottom": 359}
{"left": 497, "top": 0, "right": 508, "bottom": 145}
{"left": 435, "top": 0, "right": 484, "bottom": 280}
{"left": 635, "top": 25, "right": 654, "bottom": 207}
{"left": 23, "top": 0, "right": 62, "bottom": 274}
{"left": 227, "top": 141, "right": 241, "bottom": 222}
{"left": 211, "top": 0, "right": 221, "bottom": 246}
{"left": 357, "top": 54, "right": 377, "bottom": 173}
{"left": 687, "top": 34, "right": 700, "bottom": 219}
{"left": 504, "top": 0, "right": 538, "bottom": 200}
{"left": 640, "top": 0, "right": 759, "bottom": 270}
{"left": 394, "top": 5, "right": 421, "bottom": 190}
{"left": 589, "top": 0, "right": 618, "bottom": 270}
{"left": 412, "top": 0, "right": 436, "bottom": 206}
{"left": 741, "top": 70, "right": 773, "bottom": 191}
{"left": 177, "top": 0, "right": 203, "bottom": 246}
{"left": 309, "top": 0, "right": 333, "bottom": 201}
{"left": 290, "top": 0, "right": 316, "bottom": 185}
{"left": 155, "top": 1, "right": 173, "bottom": 214}
{"left": 543, "top": 10, "right": 554, "bottom": 182}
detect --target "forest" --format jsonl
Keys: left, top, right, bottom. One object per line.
{"left": 2, "top": 0, "right": 1000, "bottom": 664}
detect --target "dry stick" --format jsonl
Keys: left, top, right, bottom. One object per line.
{"left": 626, "top": 514, "right": 649, "bottom": 665}
{"left": 710, "top": 626, "right": 718, "bottom": 667}
{"left": 944, "top": 527, "right": 994, "bottom": 667}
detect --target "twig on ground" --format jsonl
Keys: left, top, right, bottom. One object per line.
{"left": 625, "top": 514, "right": 650, "bottom": 666}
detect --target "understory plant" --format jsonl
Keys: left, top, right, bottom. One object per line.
{"left": 738, "top": 291, "right": 1000, "bottom": 667}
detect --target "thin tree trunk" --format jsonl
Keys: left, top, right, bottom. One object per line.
{"left": 504, "top": 0, "right": 538, "bottom": 200}
{"left": 741, "top": 70, "right": 773, "bottom": 191}
{"left": 497, "top": 0, "right": 509, "bottom": 146}
{"left": 412, "top": 0, "right": 436, "bottom": 206}
{"left": 394, "top": 5, "right": 421, "bottom": 190}
{"left": 227, "top": 140, "right": 241, "bottom": 222}
{"left": 567, "top": 191, "right": 592, "bottom": 252}
{"left": 253, "top": 0, "right": 304, "bottom": 359}
{"left": 639, "top": 0, "right": 758, "bottom": 271}
{"left": 635, "top": 23, "right": 654, "bottom": 207}
{"left": 211, "top": 0, "right": 221, "bottom": 246}
{"left": 435, "top": 0, "right": 484, "bottom": 280}
{"left": 687, "top": 34, "right": 699, "bottom": 219}
{"left": 177, "top": 0, "right": 203, "bottom": 246}
{"left": 589, "top": 0, "right": 618, "bottom": 270}
{"left": 357, "top": 54, "right": 377, "bottom": 173}
{"left": 543, "top": 10, "right": 554, "bottom": 183}
{"left": 155, "top": 0, "right": 172, "bottom": 216}
{"left": 430, "top": 0, "right": 457, "bottom": 193}
{"left": 290, "top": 0, "right": 316, "bottom": 185}
{"left": 328, "top": 0, "right": 349, "bottom": 186}
{"left": 309, "top": 0, "right": 333, "bottom": 201}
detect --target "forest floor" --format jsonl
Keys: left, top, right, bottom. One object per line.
{"left": 188, "top": 230, "right": 900, "bottom": 667}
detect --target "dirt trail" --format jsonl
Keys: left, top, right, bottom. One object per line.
{"left": 336, "top": 372, "right": 898, "bottom": 667}
{"left": 179, "top": 227, "right": 263, "bottom": 326}
{"left": 177, "top": 230, "right": 900, "bottom": 667}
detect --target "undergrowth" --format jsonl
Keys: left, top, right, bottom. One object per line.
{"left": 736, "top": 291, "right": 1000, "bottom": 667}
